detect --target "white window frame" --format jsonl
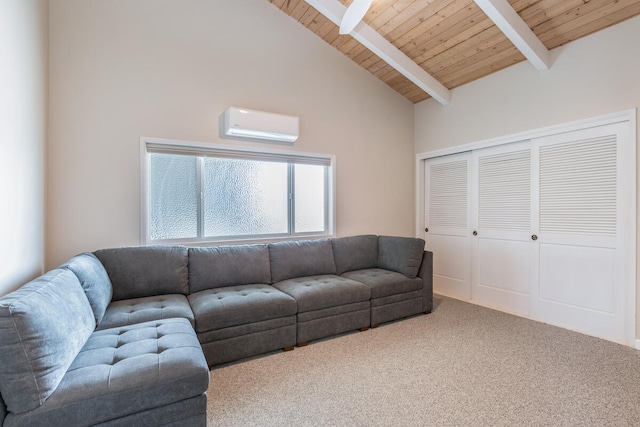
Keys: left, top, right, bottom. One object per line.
{"left": 140, "top": 137, "right": 336, "bottom": 246}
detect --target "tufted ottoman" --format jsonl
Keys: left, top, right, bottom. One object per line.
{"left": 5, "top": 318, "right": 210, "bottom": 427}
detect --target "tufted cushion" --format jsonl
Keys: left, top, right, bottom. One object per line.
{"left": 3, "top": 318, "right": 209, "bottom": 426}
{"left": 60, "top": 252, "right": 113, "bottom": 325}
{"left": 272, "top": 275, "right": 371, "bottom": 313}
{"left": 331, "top": 235, "right": 379, "bottom": 274}
{"left": 0, "top": 269, "right": 95, "bottom": 414}
{"left": 342, "top": 268, "right": 423, "bottom": 299}
{"left": 188, "top": 284, "right": 297, "bottom": 333}
{"left": 269, "top": 239, "right": 337, "bottom": 283}
{"left": 97, "top": 294, "right": 194, "bottom": 330}
{"left": 95, "top": 246, "right": 189, "bottom": 301}
{"left": 377, "top": 236, "right": 425, "bottom": 278}
{"left": 188, "top": 245, "right": 272, "bottom": 293}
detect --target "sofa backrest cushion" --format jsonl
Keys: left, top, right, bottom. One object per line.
{"left": 60, "top": 252, "right": 113, "bottom": 325}
{"left": 0, "top": 269, "right": 95, "bottom": 414}
{"left": 269, "top": 239, "right": 337, "bottom": 283}
{"left": 377, "top": 236, "right": 426, "bottom": 278}
{"left": 331, "top": 235, "right": 379, "bottom": 274}
{"left": 188, "top": 245, "right": 272, "bottom": 293}
{"left": 94, "top": 246, "right": 189, "bottom": 301}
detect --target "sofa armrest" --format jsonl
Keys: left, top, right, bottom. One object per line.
{"left": 418, "top": 251, "right": 433, "bottom": 313}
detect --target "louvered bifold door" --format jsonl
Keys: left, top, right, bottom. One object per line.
{"left": 530, "top": 122, "right": 630, "bottom": 343}
{"left": 471, "top": 142, "right": 533, "bottom": 316}
{"left": 424, "top": 152, "right": 472, "bottom": 300}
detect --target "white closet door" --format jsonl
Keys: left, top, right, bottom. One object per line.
{"left": 424, "top": 153, "right": 472, "bottom": 300}
{"left": 531, "top": 122, "right": 631, "bottom": 343}
{"left": 471, "top": 142, "right": 533, "bottom": 316}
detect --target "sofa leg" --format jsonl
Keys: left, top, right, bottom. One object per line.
{"left": 297, "top": 342, "right": 308, "bottom": 347}
{"left": 283, "top": 346, "right": 295, "bottom": 352}
{"left": 359, "top": 327, "right": 369, "bottom": 332}
{"left": 424, "top": 310, "right": 432, "bottom": 314}
{"left": 371, "top": 324, "right": 379, "bottom": 329}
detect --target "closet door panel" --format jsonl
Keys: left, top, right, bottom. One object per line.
{"left": 430, "top": 234, "right": 468, "bottom": 282}
{"left": 425, "top": 153, "right": 471, "bottom": 300}
{"left": 478, "top": 239, "right": 531, "bottom": 295}
{"left": 531, "top": 122, "right": 629, "bottom": 343}
{"left": 471, "top": 142, "right": 532, "bottom": 316}
{"left": 539, "top": 244, "right": 615, "bottom": 313}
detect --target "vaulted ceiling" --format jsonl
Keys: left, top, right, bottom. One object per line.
{"left": 269, "top": 0, "right": 640, "bottom": 103}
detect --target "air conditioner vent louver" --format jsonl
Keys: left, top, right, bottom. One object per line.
{"left": 223, "top": 107, "right": 299, "bottom": 143}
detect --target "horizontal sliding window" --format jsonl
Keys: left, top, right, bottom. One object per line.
{"left": 142, "top": 138, "right": 334, "bottom": 244}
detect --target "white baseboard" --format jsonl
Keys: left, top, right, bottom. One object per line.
{"left": 636, "top": 340, "right": 640, "bottom": 350}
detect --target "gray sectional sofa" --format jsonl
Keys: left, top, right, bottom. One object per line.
{"left": 0, "top": 235, "right": 432, "bottom": 426}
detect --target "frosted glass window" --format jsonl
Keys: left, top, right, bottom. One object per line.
{"left": 203, "top": 158, "right": 288, "bottom": 237}
{"left": 144, "top": 141, "right": 333, "bottom": 244}
{"left": 294, "top": 164, "right": 326, "bottom": 233}
{"left": 149, "top": 153, "right": 198, "bottom": 240}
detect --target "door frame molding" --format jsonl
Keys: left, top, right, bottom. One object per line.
{"left": 415, "top": 108, "right": 637, "bottom": 346}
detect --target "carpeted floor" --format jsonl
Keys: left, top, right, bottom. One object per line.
{"left": 206, "top": 295, "right": 640, "bottom": 426}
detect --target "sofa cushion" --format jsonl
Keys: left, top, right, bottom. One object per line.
{"left": 342, "top": 268, "right": 423, "bottom": 299}
{"left": 60, "top": 252, "right": 113, "bottom": 325}
{"left": 3, "top": 318, "right": 209, "bottom": 426}
{"left": 94, "top": 246, "right": 189, "bottom": 301}
{"left": 331, "top": 235, "right": 379, "bottom": 275}
{"left": 0, "top": 395, "right": 6, "bottom": 426}
{"left": 269, "top": 239, "right": 337, "bottom": 283}
{"left": 188, "top": 245, "right": 271, "bottom": 293}
{"left": 377, "top": 236, "right": 425, "bottom": 278}
{"left": 97, "top": 294, "right": 194, "bottom": 331}
{"left": 0, "top": 269, "right": 95, "bottom": 414}
{"left": 188, "top": 284, "right": 297, "bottom": 333}
{"left": 0, "top": 395, "right": 5, "bottom": 426}
{"left": 272, "top": 275, "right": 371, "bottom": 313}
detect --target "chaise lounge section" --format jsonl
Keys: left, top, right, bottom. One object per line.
{"left": 0, "top": 234, "right": 433, "bottom": 426}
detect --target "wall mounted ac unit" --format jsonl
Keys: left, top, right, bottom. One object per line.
{"left": 223, "top": 107, "right": 299, "bottom": 143}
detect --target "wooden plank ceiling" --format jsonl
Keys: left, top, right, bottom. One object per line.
{"left": 269, "top": 0, "right": 640, "bottom": 103}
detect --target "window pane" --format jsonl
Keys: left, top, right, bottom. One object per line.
{"left": 203, "top": 158, "right": 288, "bottom": 237}
{"left": 149, "top": 153, "right": 198, "bottom": 240}
{"left": 295, "top": 164, "right": 326, "bottom": 233}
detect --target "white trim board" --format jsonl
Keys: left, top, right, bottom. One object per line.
{"left": 416, "top": 109, "right": 636, "bottom": 161}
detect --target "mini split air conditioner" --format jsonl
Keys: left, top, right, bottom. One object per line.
{"left": 223, "top": 107, "right": 299, "bottom": 143}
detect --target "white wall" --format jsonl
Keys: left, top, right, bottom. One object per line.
{"left": 414, "top": 16, "right": 640, "bottom": 338}
{"left": 0, "top": 0, "right": 48, "bottom": 296}
{"left": 47, "top": 0, "right": 415, "bottom": 268}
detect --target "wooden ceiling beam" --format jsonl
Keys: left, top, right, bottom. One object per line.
{"left": 303, "top": 0, "right": 451, "bottom": 104}
{"left": 473, "top": 0, "right": 551, "bottom": 70}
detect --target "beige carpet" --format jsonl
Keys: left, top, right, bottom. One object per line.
{"left": 206, "top": 296, "right": 640, "bottom": 426}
